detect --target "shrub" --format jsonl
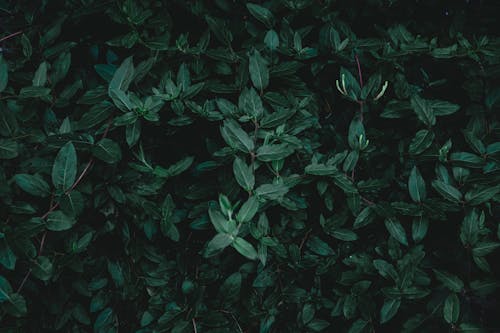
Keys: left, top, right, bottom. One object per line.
{"left": 1, "top": 0, "right": 499, "bottom": 332}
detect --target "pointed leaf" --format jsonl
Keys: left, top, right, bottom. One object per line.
{"left": 52, "top": 142, "right": 77, "bottom": 191}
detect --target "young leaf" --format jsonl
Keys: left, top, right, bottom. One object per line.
{"left": 52, "top": 142, "right": 77, "bottom": 191}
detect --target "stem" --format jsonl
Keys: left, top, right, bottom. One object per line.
{"left": 17, "top": 119, "right": 113, "bottom": 293}
{"left": 355, "top": 54, "right": 365, "bottom": 122}
{"left": 0, "top": 30, "right": 22, "bottom": 43}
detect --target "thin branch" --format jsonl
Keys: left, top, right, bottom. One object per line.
{"left": 192, "top": 318, "right": 198, "bottom": 333}
{"left": 17, "top": 119, "right": 113, "bottom": 293}
{"left": 0, "top": 30, "right": 22, "bottom": 43}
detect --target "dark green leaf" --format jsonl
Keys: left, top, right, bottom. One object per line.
{"left": 52, "top": 142, "right": 77, "bottom": 191}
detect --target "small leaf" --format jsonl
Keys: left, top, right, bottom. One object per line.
{"left": 232, "top": 237, "right": 258, "bottom": 260}
{"left": 408, "top": 166, "right": 426, "bottom": 202}
{"left": 409, "top": 129, "right": 434, "bottom": 155}
{"left": 92, "top": 138, "right": 122, "bottom": 164}
{"left": 384, "top": 218, "right": 408, "bottom": 246}
{"left": 46, "top": 211, "right": 76, "bottom": 231}
{"left": 52, "top": 142, "right": 77, "bottom": 191}
{"left": 264, "top": 30, "right": 279, "bottom": 50}
{"left": 236, "top": 196, "right": 259, "bottom": 223}
{"left": 411, "top": 94, "right": 436, "bottom": 126}
{"left": 433, "top": 269, "right": 464, "bottom": 292}
{"left": 256, "top": 144, "right": 294, "bottom": 162}
{"left": 412, "top": 217, "right": 429, "bottom": 243}
{"left": 443, "top": 293, "right": 460, "bottom": 324}
{"left": 432, "top": 180, "right": 462, "bottom": 203}
{"left": 0, "top": 55, "right": 8, "bottom": 92}
{"left": 206, "top": 233, "right": 234, "bottom": 256}
{"left": 233, "top": 157, "right": 255, "bottom": 191}
{"left": 109, "top": 56, "right": 134, "bottom": 92}
{"left": 220, "top": 119, "right": 254, "bottom": 153}
{"left": 32, "top": 61, "right": 48, "bottom": 87}
{"left": 0, "top": 139, "right": 18, "bottom": 159}
{"left": 126, "top": 120, "right": 141, "bottom": 147}
{"left": 331, "top": 229, "right": 358, "bottom": 241}
{"left": 249, "top": 49, "right": 269, "bottom": 91}
{"left": 14, "top": 174, "right": 50, "bottom": 197}
{"left": 246, "top": 3, "right": 274, "bottom": 27}
{"left": 380, "top": 298, "right": 401, "bottom": 324}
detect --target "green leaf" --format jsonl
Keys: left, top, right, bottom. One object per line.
{"left": 92, "top": 138, "right": 122, "bottom": 164}
{"left": 32, "top": 256, "right": 53, "bottom": 281}
{"left": 443, "top": 293, "right": 460, "bottom": 324}
{"left": 246, "top": 3, "right": 274, "bottom": 27}
{"left": 450, "top": 152, "right": 484, "bottom": 168}
{"left": 233, "top": 157, "right": 255, "bottom": 191}
{"left": 460, "top": 209, "right": 482, "bottom": 246}
{"left": 256, "top": 144, "right": 294, "bottom": 162}
{"left": 0, "top": 107, "right": 18, "bottom": 136}
{"left": 430, "top": 100, "right": 460, "bottom": 116}
{"left": 409, "top": 129, "right": 434, "bottom": 155}
{"left": 0, "top": 55, "right": 8, "bottom": 92}
{"left": 46, "top": 211, "right": 76, "bottom": 231}
{"left": 264, "top": 30, "right": 279, "bottom": 50}
{"left": 373, "top": 259, "right": 398, "bottom": 281}
{"left": 207, "top": 234, "right": 234, "bottom": 256}
{"left": 249, "top": 49, "right": 269, "bottom": 91}
{"left": 384, "top": 218, "right": 408, "bottom": 246}
{"left": 305, "top": 163, "right": 338, "bottom": 176}
{"left": 433, "top": 269, "right": 464, "bottom": 292}
{"left": 126, "top": 120, "right": 141, "bottom": 147}
{"left": 353, "top": 206, "right": 376, "bottom": 229}
{"left": 14, "top": 174, "right": 50, "bottom": 197}
{"left": 0, "top": 138, "right": 18, "bottom": 159}
{"left": 52, "top": 142, "right": 77, "bottom": 191}
{"left": 331, "top": 229, "right": 358, "bottom": 241}
{"left": 469, "top": 279, "right": 500, "bottom": 296}
{"left": 236, "top": 196, "right": 259, "bottom": 223}
{"left": 220, "top": 119, "right": 254, "bottom": 153}
{"left": 109, "top": 56, "right": 134, "bottom": 92}
{"left": 410, "top": 95, "right": 435, "bottom": 126}
{"left": 432, "top": 180, "right": 462, "bottom": 203}
{"left": 32, "top": 61, "right": 48, "bottom": 87}
{"left": 412, "top": 217, "right": 429, "bottom": 243}
{"left": 465, "top": 185, "right": 500, "bottom": 205}
{"left": 232, "top": 237, "right": 257, "bottom": 260}
{"left": 0, "top": 233, "right": 16, "bottom": 270}
{"left": 380, "top": 298, "right": 401, "bottom": 324}
{"left": 239, "top": 87, "right": 264, "bottom": 119}
{"left": 472, "top": 242, "right": 500, "bottom": 257}
{"left": 255, "top": 183, "right": 289, "bottom": 200}
{"left": 408, "top": 166, "right": 426, "bottom": 202}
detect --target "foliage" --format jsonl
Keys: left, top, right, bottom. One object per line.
{"left": 1, "top": 0, "right": 500, "bottom": 332}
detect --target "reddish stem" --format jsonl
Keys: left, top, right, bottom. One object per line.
{"left": 0, "top": 30, "right": 22, "bottom": 43}
{"left": 355, "top": 54, "right": 364, "bottom": 88}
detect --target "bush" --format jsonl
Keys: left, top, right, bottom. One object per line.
{"left": 1, "top": 0, "right": 499, "bottom": 332}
